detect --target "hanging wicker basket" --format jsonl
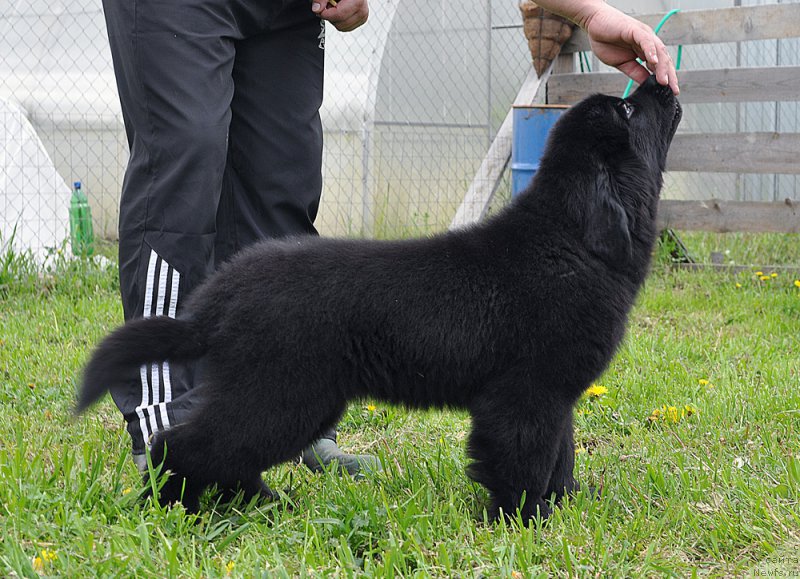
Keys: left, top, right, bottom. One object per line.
{"left": 519, "top": 1, "right": 576, "bottom": 77}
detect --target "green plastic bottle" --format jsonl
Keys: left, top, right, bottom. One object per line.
{"left": 69, "top": 181, "right": 95, "bottom": 256}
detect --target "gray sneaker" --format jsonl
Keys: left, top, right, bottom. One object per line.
{"left": 134, "top": 436, "right": 381, "bottom": 478}
{"left": 132, "top": 452, "right": 149, "bottom": 473}
{"left": 301, "top": 437, "right": 381, "bottom": 477}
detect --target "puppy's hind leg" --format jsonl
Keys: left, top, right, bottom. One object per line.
{"left": 146, "top": 411, "right": 278, "bottom": 511}
{"left": 145, "top": 426, "right": 208, "bottom": 513}
{"left": 182, "top": 381, "right": 346, "bottom": 503}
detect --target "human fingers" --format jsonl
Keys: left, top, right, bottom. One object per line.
{"left": 616, "top": 59, "right": 651, "bottom": 87}
{"left": 631, "top": 24, "right": 679, "bottom": 94}
{"left": 313, "top": 0, "right": 369, "bottom": 32}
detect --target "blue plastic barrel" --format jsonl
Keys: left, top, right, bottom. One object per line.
{"left": 511, "top": 105, "right": 568, "bottom": 197}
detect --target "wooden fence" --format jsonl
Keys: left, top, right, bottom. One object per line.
{"left": 452, "top": 3, "right": 800, "bottom": 234}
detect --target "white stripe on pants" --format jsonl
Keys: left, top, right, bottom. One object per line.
{"left": 134, "top": 249, "right": 181, "bottom": 447}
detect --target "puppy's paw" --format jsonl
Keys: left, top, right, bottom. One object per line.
{"left": 575, "top": 483, "right": 601, "bottom": 501}
{"left": 141, "top": 470, "right": 201, "bottom": 513}
{"left": 215, "top": 477, "right": 280, "bottom": 507}
{"left": 489, "top": 496, "right": 552, "bottom": 526}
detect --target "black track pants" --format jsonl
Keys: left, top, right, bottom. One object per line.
{"left": 102, "top": 0, "right": 325, "bottom": 454}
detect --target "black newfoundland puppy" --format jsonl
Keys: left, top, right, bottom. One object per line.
{"left": 78, "top": 76, "right": 681, "bottom": 520}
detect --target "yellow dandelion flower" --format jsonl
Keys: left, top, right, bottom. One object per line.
{"left": 698, "top": 379, "right": 709, "bottom": 386}
{"left": 759, "top": 275, "right": 770, "bottom": 281}
{"left": 770, "top": 272, "right": 778, "bottom": 278}
{"left": 226, "top": 561, "right": 235, "bottom": 575}
{"left": 666, "top": 406, "right": 679, "bottom": 423}
{"left": 122, "top": 487, "right": 132, "bottom": 496}
{"left": 755, "top": 271, "right": 763, "bottom": 276}
{"left": 649, "top": 403, "right": 697, "bottom": 424}
{"left": 794, "top": 280, "right": 800, "bottom": 288}
{"left": 33, "top": 550, "right": 56, "bottom": 572}
{"left": 584, "top": 384, "right": 608, "bottom": 398}
{"left": 735, "top": 283, "right": 742, "bottom": 288}
{"left": 366, "top": 404, "right": 376, "bottom": 412}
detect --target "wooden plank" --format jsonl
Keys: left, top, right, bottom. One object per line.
{"left": 657, "top": 199, "right": 800, "bottom": 233}
{"left": 563, "top": 4, "right": 800, "bottom": 52}
{"left": 547, "top": 67, "right": 800, "bottom": 105}
{"left": 450, "top": 66, "right": 548, "bottom": 229}
{"left": 553, "top": 52, "right": 575, "bottom": 75}
{"left": 668, "top": 133, "right": 800, "bottom": 175}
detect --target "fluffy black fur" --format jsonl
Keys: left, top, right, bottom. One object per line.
{"left": 78, "top": 77, "right": 681, "bottom": 519}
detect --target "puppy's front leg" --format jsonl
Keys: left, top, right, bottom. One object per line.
{"left": 467, "top": 381, "right": 571, "bottom": 523}
{"left": 543, "top": 413, "right": 578, "bottom": 504}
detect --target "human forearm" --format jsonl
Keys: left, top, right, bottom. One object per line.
{"left": 529, "top": 0, "right": 679, "bottom": 94}
{"left": 530, "top": 0, "right": 609, "bottom": 30}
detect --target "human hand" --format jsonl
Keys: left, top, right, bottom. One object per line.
{"left": 311, "top": 0, "right": 369, "bottom": 32}
{"left": 582, "top": 3, "right": 679, "bottom": 94}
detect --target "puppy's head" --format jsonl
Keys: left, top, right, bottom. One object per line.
{"left": 531, "top": 76, "right": 682, "bottom": 267}
{"left": 615, "top": 75, "right": 683, "bottom": 171}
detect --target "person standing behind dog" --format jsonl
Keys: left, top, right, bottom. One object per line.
{"left": 102, "top": 0, "right": 374, "bottom": 475}
{"left": 101, "top": 0, "right": 678, "bottom": 475}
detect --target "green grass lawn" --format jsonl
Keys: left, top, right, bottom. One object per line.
{"left": 0, "top": 235, "right": 798, "bottom": 577}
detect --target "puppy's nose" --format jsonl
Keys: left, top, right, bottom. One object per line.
{"left": 640, "top": 75, "right": 674, "bottom": 105}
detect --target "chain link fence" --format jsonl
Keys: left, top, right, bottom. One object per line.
{"left": 318, "top": 0, "right": 530, "bottom": 237}
{"left": 1, "top": 0, "right": 797, "bottom": 258}
{"left": 0, "top": 0, "right": 531, "bottom": 254}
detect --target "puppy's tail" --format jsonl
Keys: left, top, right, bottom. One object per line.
{"left": 75, "top": 316, "right": 207, "bottom": 414}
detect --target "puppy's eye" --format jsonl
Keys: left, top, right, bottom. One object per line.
{"left": 617, "top": 101, "right": 635, "bottom": 120}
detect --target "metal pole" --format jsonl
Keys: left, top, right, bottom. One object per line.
{"left": 486, "top": 0, "right": 493, "bottom": 148}
{"left": 774, "top": 1, "right": 781, "bottom": 201}
{"left": 734, "top": 0, "right": 742, "bottom": 201}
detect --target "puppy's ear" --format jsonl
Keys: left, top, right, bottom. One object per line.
{"left": 583, "top": 170, "right": 632, "bottom": 265}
